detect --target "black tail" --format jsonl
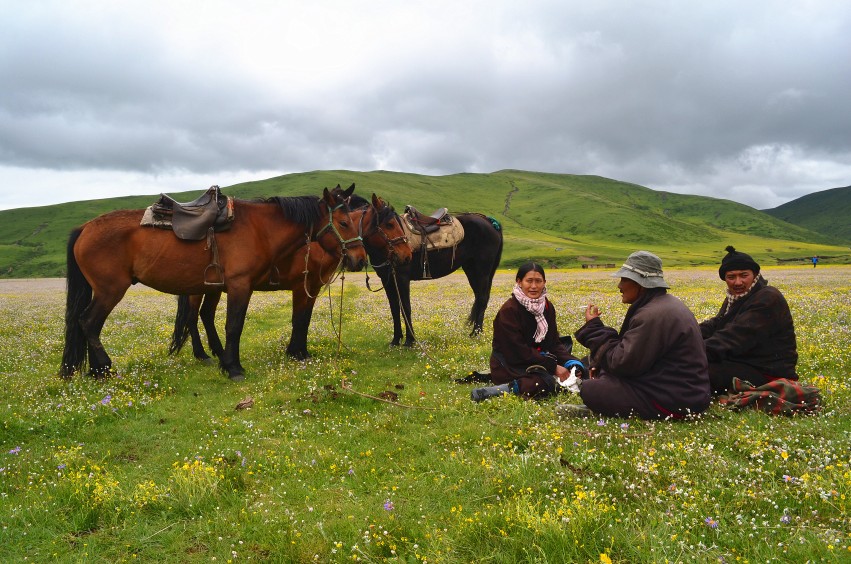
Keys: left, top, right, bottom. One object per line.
{"left": 169, "top": 294, "right": 192, "bottom": 355}
{"left": 60, "top": 228, "right": 91, "bottom": 377}
{"left": 468, "top": 217, "right": 504, "bottom": 326}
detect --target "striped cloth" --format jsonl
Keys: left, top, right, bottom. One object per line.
{"left": 719, "top": 377, "right": 821, "bottom": 415}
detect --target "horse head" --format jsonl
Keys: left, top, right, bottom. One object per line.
{"left": 368, "top": 193, "right": 412, "bottom": 266}
{"left": 316, "top": 185, "right": 367, "bottom": 272}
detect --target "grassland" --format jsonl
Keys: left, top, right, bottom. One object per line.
{"left": 2, "top": 170, "right": 849, "bottom": 278}
{"left": 1, "top": 266, "right": 849, "bottom": 562}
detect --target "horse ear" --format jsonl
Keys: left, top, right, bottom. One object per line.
{"left": 322, "top": 187, "right": 333, "bottom": 203}
{"left": 343, "top": 183, "right": 355, "bottom": 198}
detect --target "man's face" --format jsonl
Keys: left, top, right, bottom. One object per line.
{"left": 724, "top": 269, "right": 755, "bottom": 296}
{"left": 617, "top": 277, "right": 644, "bottom": 304}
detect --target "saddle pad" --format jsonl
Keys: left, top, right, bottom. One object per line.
{"left": 401, "top": 213, "right": 465, "bottom": 251}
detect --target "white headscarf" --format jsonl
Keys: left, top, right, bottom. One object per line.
{"left": 512, "top": 283, "right": 548, "bottom": 343}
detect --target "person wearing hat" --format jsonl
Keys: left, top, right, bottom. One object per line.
{"left": 471, "top": 261, "right": 585, "bottom": 402}
{"left": 699, "top": 246, "right": 798, "bottom": 395}
{"left": 562, "top": 251, "right": 711, "bottom": 419}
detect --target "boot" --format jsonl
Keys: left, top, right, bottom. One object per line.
{"left": 471, "top": 383, "right": 512, "bottom": 402}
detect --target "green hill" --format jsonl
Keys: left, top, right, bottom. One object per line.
{"left": 1, "top": 170, "right": 848, "bottom": 278}
{"left": 763, "top": 185, "right": 851, "bottom": 244}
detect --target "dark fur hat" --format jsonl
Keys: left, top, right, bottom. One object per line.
{"left": 719, "top": 245, "right": 760, "bottom": 279}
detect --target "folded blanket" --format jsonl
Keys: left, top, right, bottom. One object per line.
{"left": 719, "top": 377, "right": 821, "bottom": 415}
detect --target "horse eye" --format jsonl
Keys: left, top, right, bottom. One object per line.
{"left": 340, "top": 221, "right": 349, "bottom": 229}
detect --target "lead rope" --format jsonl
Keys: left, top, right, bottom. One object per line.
{"left": 388, "top": 263, "right": 441, "bottom": 365}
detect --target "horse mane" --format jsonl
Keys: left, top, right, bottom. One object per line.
{"left": 349, "top": 194, "right": 397, "bottom": 224}
{"left": 263, "top": 195, "right": 323, "bottom": 226}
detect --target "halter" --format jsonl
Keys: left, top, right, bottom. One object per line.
{"left": 359, "top": 205, "right": 409, "bottom": 268}
{"left": 314, "top": 201, "right": 364, "bottom": 252}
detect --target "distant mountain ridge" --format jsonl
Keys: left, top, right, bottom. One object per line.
{"left": 1, "top": 170, "right": 848, "bottom": 278}
{"left": 763, "top": 185, "right": 851, "bottom": 244}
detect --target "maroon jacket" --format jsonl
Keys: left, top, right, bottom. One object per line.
{"left": 489, "top": 295, "right": 577, "bottom": 389}
{"left": 575, "top": 290, "right": 711, "bottom": 416}
{"left": 699, "top": 277, "right": 798, "bottom": 379}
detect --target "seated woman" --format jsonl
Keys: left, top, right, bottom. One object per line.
{"left": 471, "top": 262, "right": 585, "bottom": 402}
{"left": 566, "top": 251, "right": 711, "bottom": 419}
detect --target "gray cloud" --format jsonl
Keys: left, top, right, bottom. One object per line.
{"left": 1, "top": 0, "right": 850, "bottom": 210}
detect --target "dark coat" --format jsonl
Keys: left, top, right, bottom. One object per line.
{"left": 489, "top": 295, "right": 577, "bottom": 393}
{"left": 699, "top": 277, "right": 798, "bottom": 379}
{"left": 575, "top": 290, "right": 711, "bottom": 417}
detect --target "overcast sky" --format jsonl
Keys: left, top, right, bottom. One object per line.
{"left": 1, "top": 0, "right": 850, "bottom": 211}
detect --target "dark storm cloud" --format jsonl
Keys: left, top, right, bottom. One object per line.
{"left": 1, "top": 0, "right": 850, "bottom": 209}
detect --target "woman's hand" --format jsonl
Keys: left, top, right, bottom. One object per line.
{"left": 555, "top": 364, "right": 570, "bottom": 381}
{"left": 585, "top": 304, "right": 600, "bottom": 322}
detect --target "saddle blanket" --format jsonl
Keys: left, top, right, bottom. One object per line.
{"left": 401, "top": 213, "right": 465, "bottom": 251}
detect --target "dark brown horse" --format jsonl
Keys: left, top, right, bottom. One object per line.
{"left": 371, "top": 213, "right": 503, "bottom": 346}
{"left": 61, "top": 187, "right": 367, "bottom": 381}
{"left": 170, "top": 192, "right": 413, "bottom": 360}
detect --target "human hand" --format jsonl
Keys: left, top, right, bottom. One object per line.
{"left": 585, "top": 304, "right": 600, "bottom": 322}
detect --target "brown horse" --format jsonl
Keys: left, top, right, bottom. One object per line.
{"left": 171, "top": 192, "right": 413, "bottom": 360}
{"left": 61, "top": 186, "right": 367, "bottom": 381}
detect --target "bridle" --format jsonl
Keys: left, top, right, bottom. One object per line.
{"left": 314, "top": 200, "right": 364, "bottom": 254}
{"left": 359, "top": 204, "right": 408, "bottom": 269}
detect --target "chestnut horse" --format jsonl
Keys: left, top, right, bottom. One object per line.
{"left": 370, "top": 212, "right": 503, "bottom": 346}
{"left": 61, "top": 187, "right": 366, "bottom": 381}
{"left": 170, "top": 192, "right": 413, "bottom": 360}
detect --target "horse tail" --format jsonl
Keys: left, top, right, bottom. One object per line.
{"left": 467, "top": 215, "right": 504, "bottom": 326}
{"left": 60, "top": 227, "right": 91, "bottom": 377}
{"left": 169, "top": 294, "right": 192, "bottom": 355}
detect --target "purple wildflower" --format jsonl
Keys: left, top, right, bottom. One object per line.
{"left": 8, "top": 446, "right": 21, "bottom": 455}
{"left": 384, "top": 500, "right": 394, "bottom": 511}
{"left": 101, "top": 395, "right": 111, "bottom": 405}
{"left": 780, "top": 513, "right": 791, "bottom": 524}
{"left": 704, "top": 516, "right": 718, "bottom": 529}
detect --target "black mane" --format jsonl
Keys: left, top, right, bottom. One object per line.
{"left": 264, "top": 195, "right": 323, "bottom": 226}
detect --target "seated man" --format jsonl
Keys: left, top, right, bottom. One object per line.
{"left": 700, "top": 246, "right": 798, "bottom": 395}
{"left": 567, "top": 251, "right": 711, "bottom": 420}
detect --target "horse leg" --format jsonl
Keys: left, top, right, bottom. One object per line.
{"left": 79, "top": 290, "right": 126, "bottom": 377}
{"left": 198, "top": 292, "right": 224, "bottom": 361}
{"left": 382, "top": 274, "right": 404, "bottom": 346}
{"left": 286, "top": 287, "right": 317, "bottom": 360}
{"left": 219, "top": 287, "right": 251, "bottom": 381}
{"left": 398, "top": 277, "right": 416, "bottom": 347}
{"left": 463, "top": 266, "right": 492, "bottom": 336}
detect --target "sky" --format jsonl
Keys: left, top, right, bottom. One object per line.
{"left": 1, "top": 0, "right": 850, "bottom": 211}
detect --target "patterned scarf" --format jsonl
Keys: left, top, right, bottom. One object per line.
{"left": 512, "top": 283, "right": 548, "bottom": 343}
{"left": 722, "top": 273, "right": 763, "bottom": 316}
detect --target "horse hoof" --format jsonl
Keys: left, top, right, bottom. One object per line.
{"left": 228, "top": 373, "right": 245, "bottom": 383}
{"left": 200, "top": 358, "right": 216, "bottom": 366}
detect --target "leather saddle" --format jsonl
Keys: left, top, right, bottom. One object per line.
{"left": 144, "top": 186, "right": 235, "bottom": 240}
{"left": 403, "top": 205, "right": 450, "bottom": 234}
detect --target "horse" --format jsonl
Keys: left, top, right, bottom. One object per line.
{"left": 170, "top": 192, "right": 413, "bottom": 360}
{"left": 60, "top": 186, "right": 367, "bottom": 381}
{"left": 370, "top": 212, "right": 503, "bottom": 347}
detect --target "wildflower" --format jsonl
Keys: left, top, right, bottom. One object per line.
{"left": 600, "top": 553, "right": 613, "bottom": 564}
{"left": 620, "top": 423, "right": 630, "bottom": 431}
{"left": 704, "top": 516, "right": 718, "bottom": 529}
{"left": 101, "top": 395, "right": 112, "bottom": 405}
{"left": 8, "top": 446, "right": 21, "bottom": 455}
{"left": 384, "top": 500, "right": 394, "bottom": 511}
{"left": 597, "top": 419, "right": 606, "bottom": 426}
{"left": 780, "top": 514, "right": 791, "bottom": 525}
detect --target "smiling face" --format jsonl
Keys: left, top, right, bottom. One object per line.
{"left": 518, "top": 270, "right": 546, "bottom": 299}
{"left": 724, "top": 269, "right": 756, "bottom": 296}
{"left": 617, "top": 277, "right": 644, "bottom": 304}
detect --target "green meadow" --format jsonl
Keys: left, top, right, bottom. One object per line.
{"left": 2, "top": 170, "right": 849, "bottom": 279}
{"left": 1, "top": 266, "right": 848, "bottom": 562}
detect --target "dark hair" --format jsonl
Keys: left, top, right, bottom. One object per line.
{"left": 516, "top": 262, "right": 546, "bottom": 282}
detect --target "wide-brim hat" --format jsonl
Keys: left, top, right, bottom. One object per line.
{"left": 612, "top": 250, "right": 670, "bottom": 289}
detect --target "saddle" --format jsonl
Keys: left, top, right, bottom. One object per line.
{"left": 403, "top": 205, "right": 450, "bottom": 234}
{"left": 141, "top": 185, "right": 235, "bottom": 241}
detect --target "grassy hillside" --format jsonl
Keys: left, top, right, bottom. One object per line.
{"left": 1, "top": 170, "right": 848, "bottom": 278}
{"left": 763, "top": 185, "right": 851, "bottom": 244}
